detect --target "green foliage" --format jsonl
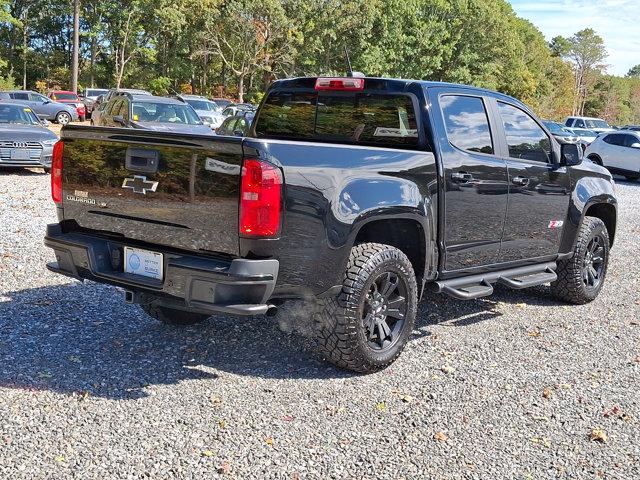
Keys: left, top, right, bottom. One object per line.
{"left": 627, "top": 65, "right": 640, "bottom": 78}
{"left": 0, "top": 0, "right": 635, "bottom": 124}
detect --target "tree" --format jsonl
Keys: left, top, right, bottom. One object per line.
{"left": 627, "top": 65, "right": 640, "bottom": 78}
{"left": 555, "top": 29, "right": 607, "bottom": 115}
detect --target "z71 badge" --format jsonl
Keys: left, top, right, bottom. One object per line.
{"left": 548, "top": 220, "right": 564, "bottom": 229}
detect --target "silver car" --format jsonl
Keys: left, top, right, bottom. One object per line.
{"left": 0, "top": 90, "right": 79, "bottom": 125}
{"left": 584, "top": 130, "right": 640, "bottom": 181}
{"left": 0, "top": 103, "right": 58, "bottom": 170}
{"left": 176, "top": 95, "right": 225, "bottom": 129}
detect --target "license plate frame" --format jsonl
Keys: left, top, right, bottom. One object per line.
{"left": 10, "top": 149, "right": 31, "bottom": 160}
{"left": 123, "top": 246, "right": 164, "bottom": 281}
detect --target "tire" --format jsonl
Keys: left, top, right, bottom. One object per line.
{"left": 139, "top": 303, "right": 209, "bottom": 326}
{"left": 56, "top": 111, "right": 72, "bottom": 125}
{"left": 551, "top": 216, "right": 610, "bottom": 304}
{"left": 315, "top": 243, "right": 418, "bottom": 373}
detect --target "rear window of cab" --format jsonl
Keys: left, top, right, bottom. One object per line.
{"left": 254, "top": 91, "right": 420, "bottom": 149}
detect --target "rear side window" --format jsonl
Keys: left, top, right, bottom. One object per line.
{"left": 11, "top": 93, "right": 29, "bottom": 100}
{"left": 498, "top": 102, "right": 551, "bottom": 163}
{"left": 255, "top": 91, "right": 420, "bottom": 149}
{"left": 440, "top": 95, "right": 493, "bottom": 154}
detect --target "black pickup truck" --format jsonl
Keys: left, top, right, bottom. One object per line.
{"left": 45, "top": 76, "right": 617, "bottom": 372}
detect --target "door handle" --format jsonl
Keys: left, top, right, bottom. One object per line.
{"left": 512, "top": 176, "right": 530, "bottom": 186}
{"left": 451, "top": 171, "right": 474, "bottom": 183}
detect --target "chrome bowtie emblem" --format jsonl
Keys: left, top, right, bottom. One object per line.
{"left": 122, "top": 175, "right": 158, "bottom": 195}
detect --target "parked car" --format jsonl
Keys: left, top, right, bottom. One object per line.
{"left": 210, "top": 97, "right": 233, "bottom": 109}
{"left": 45, "top": 76, "right": 617, "bottom": 373}
{"left": 566, "top": 127, "right": 598, "bottom": 149}
{"left": 93, "top": 92, "right": 215, "bottom": 135}
{"left": 91, "top": 88, "right": 152, "bottom": 125}
{"left": 80, "top": 88, "right": 109, "bottom": 119}
{"left": 564, "top": 116, "right": 615, "bottom": 134}
{"left": 48, "top": 91, "right": 86, "bottom": 121}
{"left": 0, "top": 90, "right": 78, "bottom": 125}
{"left": 216, "top": 110, "right": 255, "bottom": 136}
{"left": 542, "top": 120, "right": 581, "bottom": 143}
{"left": 620, "top": 125, "right": 640, "bottom": 132}
{"left": 584, "top": 130, "right": 640, "bottom": 181}
{"left": 221, "top": 103, "right": 256, "bottom": 117}
{"left": 175, "top": 94, "right": 225, "bottom": 129}
{"left": 0, "top": 103, "right": 58, "bottom": 170}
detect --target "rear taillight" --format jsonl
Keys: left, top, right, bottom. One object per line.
{"left": 239, "top": 159, "right": 282, "bottom": 237}
{"left": 315, "top": 77, "right": 365, "bottom": 91}
{"left": 51, "top": 141, "right": 64, "bottom": 204}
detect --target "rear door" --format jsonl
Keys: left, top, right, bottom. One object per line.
{"left": 491, "top": 100, "right": 571, "bottom": 262}
{"left": 429, "top": 88, "right": 509, "bottom": 272}
{"left": 61, "top": 128, "right": 244, "bottom": 256}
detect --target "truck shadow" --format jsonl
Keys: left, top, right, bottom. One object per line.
{"left": 0, "top": 281, "right": 562, "bottom": 400}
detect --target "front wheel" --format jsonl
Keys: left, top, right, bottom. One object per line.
{"left": 56, "top": 111, "right": 72, "bottom": 125}
{"left": 315, "top": 243, "right": 418, "bottom": 373}
{"left": 551, "top": 216, "right": 610, "bottom": 304}
{"left": 140, "top": 303, "right": 210, "bottom": 325}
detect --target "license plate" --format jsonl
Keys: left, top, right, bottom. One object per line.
{"left": 10, "top": 149, "right": 31, "bottom": 160}
{"left": 124, "top": 247, "right": 163, "bottom": 280}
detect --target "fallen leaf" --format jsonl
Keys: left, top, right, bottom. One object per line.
{"left": 281, "top": 415, "right": 295, "bottom": 422}
{"left": 218, "top": 420, "right": 227, "bottom": 429}
{"left": 54, "top": 455, "right": 66, "bottom": 463}
{"left": 264, "top": 437, "right": 274, "bottom": 446}
{"left": 210, "top": 396, "right": 223, "bottom": 407}
{"left": 202, "top": 450, "right": 216, "bottom": 457}
{"left": 433, "top": 431, "right": 448, "bottom": 442}
{"left": 217, "top": 461, "right": 231, "bottom": 474}
{"left": 515, "top": 303, "right": 526, "bottom": 308}
{"left": 542, "top": 387, "right": 553, "bottom": 399}
{"left": 603, "top": 406, "right": 620, "bottom": 418}
{"left": 589, "top": 428, "right": 608, "bottom": 443}
{"left": 375, "top": 402, "right": 387, "bottom": 411}
{"left": 68, "top": 355, "right": 81, "bottom": 363}
{"left": 528, "top": 330, "right": 541, "bottom": 337}
{"left": 399, "top": 394, "right": 414, "bottom": 403}
{"left": 441, "top": 365, "right": 455, "bottom": 375}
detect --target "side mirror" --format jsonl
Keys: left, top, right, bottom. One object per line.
{"left": 630, "top": 142, "right": 640, "bottom": 149}
{"left": 112, "top": 115, "right": 126, "bottom": 125}
{"left": 561, "top": 142, "right": 582, "bottom": 166}
{"left": 40, "top": 119, "right": 49, "bottom": 127}
{"left": 43, "top": 99, "right": 51, "bottom": 104}
{"left": 233, "top": 129, "right": 244, "bottom": 137}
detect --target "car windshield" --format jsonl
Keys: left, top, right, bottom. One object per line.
{"left": 585, "top": 119, "right": 610, "bottom": 128}
{"left": 132, "top": 101, "right": 202, "bottom": 124}
{"left": 52, "top": 93, "right": 79, "bottom": 101}
{"left": 86, "top": 89, "right": 108, "bottom": 97}
{"left": 0, "top": 105, "right": 40, "bottom": 125}
{"left": 185, "top": 99, "right": 220, "bottom": 112}
{"left": 544, "top": 122, "right": 564, "bottom": 134}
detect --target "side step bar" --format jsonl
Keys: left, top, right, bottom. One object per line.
{"left": 434, "top": 262, "right": 557, "bottom": 300}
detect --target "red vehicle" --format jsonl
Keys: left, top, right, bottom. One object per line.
{"left": 48, "top": 91, "right": 86, "bottom": 121}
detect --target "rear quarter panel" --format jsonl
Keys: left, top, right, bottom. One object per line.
{"left": 242, "top": 139, "right": 438, "bottom": 297}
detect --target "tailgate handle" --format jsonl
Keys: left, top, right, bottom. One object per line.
{"left": 126, "top": 148, "right": 159, "bottom": 173}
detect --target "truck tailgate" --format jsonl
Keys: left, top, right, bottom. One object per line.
{"left": 60, "top": 127, "right": 243, "bottom": 256}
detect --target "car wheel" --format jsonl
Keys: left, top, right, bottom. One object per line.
{"left": 139, "top": 303, "right": 210, "bottom": 325}
{"left": 551, "top": 216, "right": 610, "bottom": 304}
{"left": 315, "top": 243, "right": 418, "bottom": 373}
{"left": 56, "top": 111, "right": 72, "bottom": 125}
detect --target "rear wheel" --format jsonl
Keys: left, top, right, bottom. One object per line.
{"left": 551, "top": 216, "right": 610, "bottom": 304}
{"left": 588, "top": 155, "right": 603, "bottom": 166}
{"left": 140, "top": 303, "right": 209, "bottom": 326}
{"left": 56, "top": 111, "right": 71, "bottom": 125}
{"left": 315, "top": 243, "right": 418, "bottom": 373}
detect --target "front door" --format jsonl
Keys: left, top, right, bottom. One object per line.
{"left": 492, "top": 100, "right": 572, "bottom": 262}
{"left": 429, "top": 89, "right": 509, "bottom": 272}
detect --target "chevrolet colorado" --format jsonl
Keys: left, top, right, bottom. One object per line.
{"left": 45, "top": 77, "right": 617, "bottom": 372}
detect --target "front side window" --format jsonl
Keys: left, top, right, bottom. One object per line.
{"left": 131, "top": 101, "right": 201, "bottom": 125}
{"left": 29, "top": 93, "right": 47, "bottom": 102}
{"left": 603, "top": 134, "right": 624, "bottom": 146}
{"left": 623, "top": 134, "right": 639, "bottom": 147}
{"left": 498, "top": 102, "right": 551, "bottom": 163}
{"left": 441, "top": 95, "right": 493, "bottom": 154}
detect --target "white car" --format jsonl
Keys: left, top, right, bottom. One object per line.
{"left": 176, "top": 95, "right": 225, "bottom": 130}
{"left": 584, "top": 130, "right": 640, "bottom": 181}
{"left": 567, "top": 127, "right": 598, "bottom": 150}
{"left": 564, "top": 116, "right": 616, "bottom": 134}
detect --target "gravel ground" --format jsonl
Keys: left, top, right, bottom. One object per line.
{"left": 0, "top": 169, "right": 639, "bottom": 479}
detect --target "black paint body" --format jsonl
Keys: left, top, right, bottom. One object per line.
{"left": 50, "top": 78, "right": 617, "bottom": 303}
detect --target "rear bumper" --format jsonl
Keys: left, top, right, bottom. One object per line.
{"left": 44, "top": 224, "right": 278, "bottom": 316}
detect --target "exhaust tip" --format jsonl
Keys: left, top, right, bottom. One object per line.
{"left": 265, "top": 305, "right": 278, "bottom": 317}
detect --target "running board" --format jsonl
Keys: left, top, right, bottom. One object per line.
{"left": 434, "top": 262, "right": 557, "bottom": 300}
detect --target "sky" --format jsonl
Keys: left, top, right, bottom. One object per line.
{"left": 508, "top": 0, "right": 640, "bottom": 76}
